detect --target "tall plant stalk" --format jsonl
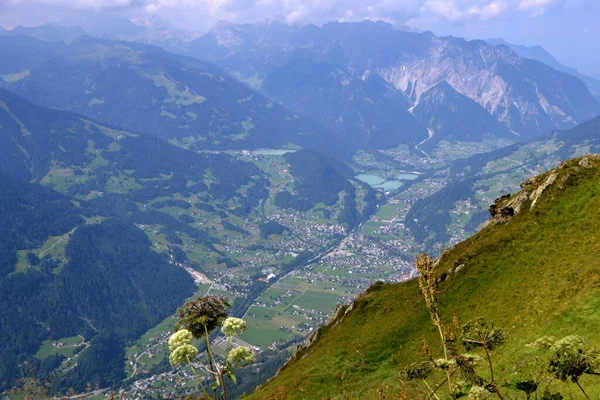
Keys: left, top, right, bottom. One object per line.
{"left": 415, "top": 254, "right": 453, "bottom": 394}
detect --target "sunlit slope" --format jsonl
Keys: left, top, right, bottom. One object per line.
{"left": 251, "top": 155, "right": 600, "bottom": 399}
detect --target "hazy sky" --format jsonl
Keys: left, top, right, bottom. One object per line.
{"left": 1, "top": 0, "right": 599, "bottom": 76}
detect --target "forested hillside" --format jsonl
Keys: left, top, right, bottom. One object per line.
{"left": 0, "top": 88, "right": 371, "bottom": 395}
{"left": 0, "top": 179, "right": 195, "bottom": 393}
{"left": 406, "top": 115, "right": 600, "bottom": 250}
{"left": 0, "top": 36, "right": 344, "bottom": 153}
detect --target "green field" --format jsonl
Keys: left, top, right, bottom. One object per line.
{"left": 293, "top": 291, "right": 340, "bottom": 313}
{"left": 36, "top": 336, "right": 85, "bottom": 359}
{"left": 375, "top": 204, "right": 400, "bottom": 220}
{"left": 242, "top": 317, "right": 300, "bottom": 347}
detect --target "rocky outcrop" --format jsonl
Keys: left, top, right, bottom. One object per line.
{"left": 529, "top": 172, "right": 558, "bottom": 209}
{"left": 486, "top": 155, "right": 600, "bottom": 226}
{"left": 291, "top": 302, "right": 354, "bottom": 360}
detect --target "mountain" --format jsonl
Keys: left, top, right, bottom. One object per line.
{"left": 191, "top": 20, "right": 599, "bottom": 140}
{"left": 0, "top": 85, "right": 267, "bottom": 225}
{"left": 58, "top": 13, "right": 201, "bottom": 52}
{"left": 0, "top": 36, "right": 342, "bottom": 153}
{"left": 60, "top": 13, "right": 146, "bottom": 39}
{"left": 250, "top": 154, "right": 600, "bottom": 399}
{"left": 262, "top": 56, "right": 428, "bottom": 148}
{"left": 0, "top": 86, "right": 374, "bottom": 394}
{"left": 0, "top": 175, "right": 196, "bottom": 392}
{"left": 486, "top": 38, "right": 600, "bottom": 102}
{"left": 127, "top": 15, "right": 203, "bottom": 53}
{"left": 7, "top": 24, "right": 86, "bottom": 42}
{"left": 412, "top": 81, "right": 514, "bottom": 148}
{"left": 405, "top": 114, "right": 600, "bottom": 251}
{"left": 3, "top": 15, "right": 199, "bottom": 53}
{"left": 188, "top": 20, "right": 298, "bottom": 61}
{"left": 0, "top": 86, "right": 261, "bottom": 391}
{"left": 0, "top": 35, "right": 65, "bottom": 74}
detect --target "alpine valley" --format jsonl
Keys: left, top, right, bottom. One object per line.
{"left": 0, "top": 16, "right": 599, "bottom": 400}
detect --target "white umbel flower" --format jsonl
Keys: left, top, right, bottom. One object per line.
{"left": 221, "top": 317, "right": 248, "bottom": 337}
{"left": 168, "top": 329, "right": 193, "bottom": 351}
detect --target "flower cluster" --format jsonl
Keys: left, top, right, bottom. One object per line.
{"left": 434, "top": 358, "right": 456, "bottom": 369}
{"left": 168, "top": 329, "right": 193, "bottom": 351}
{"left": 227, "top": 346, "right": 255, "bottom": 365}
{"left": 168, "top": 329, "right": 198, "bottom": 366}
{"left": 170, "top": 344, "right": 199, "bottom": 366}
{"left": 221, "top": 317, "right": 248, "bottom": 337}
{"left": 467, "top": 386, "right": 493, "bottom": 400}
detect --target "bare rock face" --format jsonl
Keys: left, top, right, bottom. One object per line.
{"left": 529, "top": 173, "right": 558, "bottom": 209}
{"left": 486, "top": 155, "right": 600, "bottom": 227}
{"left": 378, "top": 38, "right": 598, "bottom": 136}
{"left": 485, "top": 191, "right": 528, "bottom": 226}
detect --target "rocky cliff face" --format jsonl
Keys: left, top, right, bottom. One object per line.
{"left": 378, "top": 37, "right": 598, "bottom": 135}
{"left": 191, "top": 21, "right": 600, "bottom": 139}
{"left": 486, "top": 154, "right": 600, "bottom": 226}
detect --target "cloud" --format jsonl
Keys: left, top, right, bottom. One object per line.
{"left": 518, "top": 0, "right": 564, "bottom": 16}
{"left": 419, "top": 0, "right": 563, "bottom": 23}
{"left": 2, "top": 0, "right": 146, "bottom": 11}
{"left": 0, "top": 0, "right": 577, "bottom": 30}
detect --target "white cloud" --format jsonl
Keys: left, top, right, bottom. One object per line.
{"left": 518, "top": 0, "right": 564, "bottom": 16}
{"left": 3, "top": 0, "right": 145, "bottom": 10}
{"left": 0, "top": 0, "right": 577, "bottom": 29}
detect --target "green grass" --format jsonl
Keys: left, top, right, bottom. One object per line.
{"left": 251, "top": 156, "right": 600, "bottom": 399}
{"left": 242, "top": 318, "right": 300, "bottom": 347}
{"left": 363, "top": 221, "right": 383, "bottom": 235}
{"left": 293, "top": 291, "right": 340, "bottom": 313}
{"left": 375, "top": 204, "right": 400, "bottom": 221}
{"left": 36, "top": 336, "right": 84, "bottom": 359}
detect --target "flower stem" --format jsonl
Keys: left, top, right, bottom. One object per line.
{"left": 483, "top": 344, "right": 504, "bottom": 400}
{"left": 574, "top": 380, "right": 590, "bottom": 400}
{"left": 421, "top": 378, "right": 441, "bottom": 400}
{"left": 205, "top": 326, "right": 227, "bottom": 400}
{"left": 187, "top": 356, "right": 211, "bottom": 399}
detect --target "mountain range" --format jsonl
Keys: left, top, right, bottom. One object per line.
{"left": 190, "top": 20, "right": 599, "bottom": 141}
{"left": 0, "top": 35, "right": 345, "bottom": 153}
{"left": 4, "top": 19, "right": 599, "bottom": 150}
{"left": 486, "top": 38, "right": 600, "bottom": 102}
{"left": 1, "top": 17, "right": 600, "bottom": 398}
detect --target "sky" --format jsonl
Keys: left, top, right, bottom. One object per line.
{"left": 1, "top": 0, "right": 599, "bottom": 76}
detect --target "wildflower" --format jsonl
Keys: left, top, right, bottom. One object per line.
{"left": 176, "top": 295, "right": 230, "bottom": 338}
{"left": 168, "top": 329, "right": 193, "bottom": 351}
{"left": 221, "top": 317, "right": 248, "bottom": 337}
{"left": 467, "top": 386, "right": 493, "bottom": 400}
{"left": 527, "top": 336, "right": 557, "bottom": 350}
{"left": 402, "top": 361, "right": 434, "bottom": 380}
{"left": 434, "top": 358, "right": 457, "bottom": 369}
{"left": 461, "top": 318, "right": 505, "bottom": 351}
{"left": 227, "top": 346, "right": 255, "bottom": 366}
{"left": 548, "top": 335, "right": 596, "bottom": 382}
{"left": 169, "top": 344, "right": 198, "bottom": 366}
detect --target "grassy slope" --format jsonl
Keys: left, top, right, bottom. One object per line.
{"left": 251, "top": 155, "right": 600, "bottom": 399}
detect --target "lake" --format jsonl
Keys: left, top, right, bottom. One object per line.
{"left": 355, "top": 172, "right": 419, "bottom": 191}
